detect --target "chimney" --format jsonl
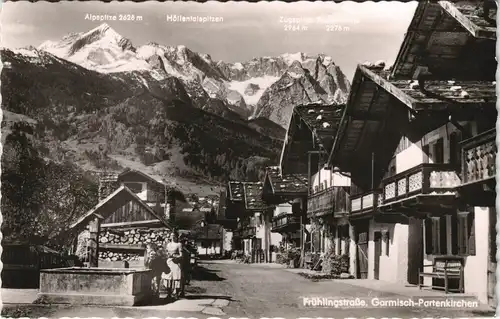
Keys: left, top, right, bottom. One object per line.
{"left": 98, "top": 172, "right": 120, "bottom": 201}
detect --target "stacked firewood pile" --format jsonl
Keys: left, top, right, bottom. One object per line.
{"left": 97, "top": 227, "right": 172, "bottom": 262}
{"left": 99, "top": 251, "right": 142, "bottom": 261}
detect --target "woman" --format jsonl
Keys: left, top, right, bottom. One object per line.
{"left": 145, "top": 242, "right": 168, "bottom": 300}
{"left": 162, "top": 231, "right": 183, "bottom": 299}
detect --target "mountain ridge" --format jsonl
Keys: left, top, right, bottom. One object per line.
{"left": 36, "top": 23, "right": 351, "bottom": 124}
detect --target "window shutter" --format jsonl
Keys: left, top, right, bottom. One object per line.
{"left": 439, "top": 216, "right": 447, "bottom": 255}
{"left": 432, "top": 218, "right": 440, "bottom": 254}
{"left": 425, "top": 218, "right": 433, "bottom": 255}
{"left": 385, "top": 231, "right": 390, "bottom": 256}
{"left": 457, "top": 215, "right": 466, "bottom": 255}
{"left": 451, "top": 214, "right": 458, "bottom": 255}
{"left": 468, "top": 212, "right": 476, "bottom": 255}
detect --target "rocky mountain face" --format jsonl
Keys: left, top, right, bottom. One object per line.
{"left": 38, "top": 24, "right": 350, "bottom": 125}
{"left": 2, "top": 23, "right": 350, "bottom": 194}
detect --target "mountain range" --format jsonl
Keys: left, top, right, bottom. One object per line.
{"left": 1, "top": 23, "right": 351, "bottom": 194}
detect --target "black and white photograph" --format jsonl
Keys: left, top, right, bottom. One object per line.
{"left": 0, "top": 0, "right": 497, "bottom": 318}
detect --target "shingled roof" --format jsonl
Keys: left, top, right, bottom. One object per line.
{"left": 293, "top": 103, "right": 344, "bottom": 152}
{"left": 391, "top": 1, "right": 496, "bottom": 80}
{"left": 242, "top": 182, "right": 267, "bottom": 211}
{"left": 265, "top": 166, "right": 308, "bottom": 195}
{"left": 228, "top": 181, "right": 244, "bottom": 201}
{"left": 362, "top": 65, "right": 496, "bottom": 111}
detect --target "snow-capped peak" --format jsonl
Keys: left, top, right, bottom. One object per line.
{"left": 281, "top": 52, "right": 307, "bottom": 65}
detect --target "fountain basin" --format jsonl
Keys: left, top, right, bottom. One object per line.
{"left": 38, "top": 267, "right": 153, "bottom": 306}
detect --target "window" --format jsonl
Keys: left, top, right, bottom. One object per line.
{"left": 433, "top": 138, "right": 444, "bottom": 164}
{"left": 384, "top": 157, "right": 396, "bottom": 179}
{"left": 384, "top": 232, "right": 390, "bottom": 256}
{"left": 422, "top": 144, "right": 430, "bottom": 164}
{"left": 449, "top": 132, "right": 460, "bottom": 167}
{"left": 453, "top": 211, "right": 476, "bottom": 256}
{"left": 324, "top": 180, "right": 328, "bottom": 190}
{"left": 425, "top": 216, "right": 447, "bottom": 255}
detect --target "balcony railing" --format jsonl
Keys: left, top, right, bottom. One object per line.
{"left": 271, "top": 214, "right": 300, "bottom": 232}
{"left": 307, "top": 187, "right": 349, "bottom": 217}
{"left": 350, "top": 190, "right": 382, "bottom": 214}
{"left": 461, "top": 128, "right": 496, "bottom": 186}
{"left": 381, "top": 163, "right": 460, "bottom": 205}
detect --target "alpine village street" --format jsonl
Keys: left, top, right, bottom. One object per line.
{"left": 1, "top": 1, "right": 498, "bottom": 319}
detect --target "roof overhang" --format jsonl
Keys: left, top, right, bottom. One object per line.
{"left": 327, "top": 64, "right": 495, "bottom": 188}
{"left": 391, "top": 1, "right": 496, "bottom": 80}
{"left": 280, "top": 104, "right": 344, "bottom": 175}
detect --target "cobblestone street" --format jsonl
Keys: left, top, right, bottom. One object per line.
{"left": 2, "top": 260, "right": 495, "bottom": 318}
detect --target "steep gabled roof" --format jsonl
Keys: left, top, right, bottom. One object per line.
{"left": 327, "top": 63, "right": 496, "bottom": 189}
{"left": 264, "top": 166, "right": 308, "bottom": 195}
{"left": 294, "top": 103, "right": 344, "bottom": 151}
{"left": 279, "top": 103, "right": 345, "bottom": 174}
{"left": 228, "top": 181, "right": 244, "bottom": 201}
{"left": 242, "top": 182, "right": 267, "bottom": 211}
{"left": 391, "top": 1, "right": 496, "bottom": 80}
{"left": 70, "top": 185, "right": 172, "bottom": 230}
{"left": 118, "top": 168, "right": 187, "bottom": 202}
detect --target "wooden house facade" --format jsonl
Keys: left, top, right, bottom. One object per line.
{"left": 70, "top": 169, "right": 186, "bottom": 268}
{"left": 262, "top": 166, "right": 308, "bottom": 250}
{"left": 225, "top": 180, "right": 281, "bottom": 263}
{"left": 280, "top": 103, "right": 351, "bottom": 266}
{"left": 327, "top": 0, "right": 496, "bottom": 306}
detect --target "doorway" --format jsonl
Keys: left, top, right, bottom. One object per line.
{"left": 407, "top": 218, "right": 423, "bottom": 285}
{"left": 356, "top": 223, "right": 369, "bottom": 279}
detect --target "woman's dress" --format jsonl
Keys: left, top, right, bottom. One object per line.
{"left": 162, "top": 242, "right": 183, "bottom": 293}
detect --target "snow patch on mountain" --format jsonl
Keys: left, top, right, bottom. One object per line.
{"left": 228, "top": 75, "right": 280, "bottom": 106}
{"left": 39, "top": 23, "right": 149, "bottom": 74}
{"left": 281, "top": 52, "right": 315, "bottom": 66}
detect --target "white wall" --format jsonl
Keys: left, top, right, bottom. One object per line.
{"left": 421, "top": 207, "right": 491, "bottom": 302}
{"left": 394, "top": 123, "right": 463, "bottom": 174}
{"left": 311, "top": 168, "right": 350, "bottom": 192}
{"left": 273, "top": 203, "right": 292, "bottom": 217}
{"left": 196, "top": 241, "right": 221, "bottom": 255}
{"left": 368, "top": 220, "right": 409, "bottom": 284}
{"left": 224, "top": 231, "right": 233, "bottom": 251}
{"left": 463, "top": 207, "right": 490, "bottom": 304}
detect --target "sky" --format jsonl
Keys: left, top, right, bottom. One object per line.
{"left": 1, "top": 1, "right": 418, "bottom": 79}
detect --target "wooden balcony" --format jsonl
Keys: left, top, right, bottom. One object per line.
{"left": 461, "top": 129, "right": 496, "bottom": 186}
{"left": 458, "top": 128, "right": 496, "bottom": 205}
{"left": 350, "top": 190, "right": 381, "bottom": 219}
{"left": 271, "top": 214, "right": 300, "bottom": 233}
{"left": 307, "top": 187, "right": 349, "bottom": 218}
{"left": 380, "top": 163, "right": 460, "bottom": 212}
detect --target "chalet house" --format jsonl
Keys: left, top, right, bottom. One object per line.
{"left": 225, "top": 181, "right": 280, "bottom": 263}
{"left": 327, "top": 0, "right": 496, "bottom": 306}
{"left": 180, "top": 204, "right": 223, "bottom": 256}
{"left": 279, "top": 103, "right": 351, "bottom": 266}
{"left": 70, "top": 169, "right": 186, "bottom": 268}
{"left": 193, "top": 224, "right": 224, "bottom": 256}
{"left": 262, "top": 166, "right": 308, "bottom": 251}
